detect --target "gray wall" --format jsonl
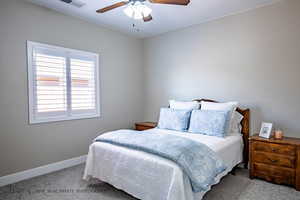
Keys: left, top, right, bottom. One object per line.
{"left": 0, "top": 0, "right": 144, "bottom": 176}
{"left": 143, "top": 0, "right": 300, "bottom": 137}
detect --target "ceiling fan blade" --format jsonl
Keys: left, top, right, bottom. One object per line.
{"left": 96, "top": 1, "right": 128, "bottom": 13}
{"left": 143, "top": 14, "right": 153, "bottom": 22}
{"left": 149, "top": 0, "right": 190, "bottom": 5}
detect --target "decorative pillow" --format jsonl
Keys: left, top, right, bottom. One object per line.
{"left": 188, "top": 110, "right": 230, "bottom": 137}
{"left": 157, "top": 108, "right": 191, "bottom": 131}
{"left": 169, "top": 100, "right": 200, "bottom": 110}
{"left": 201, "top": 101, "right": 238, "bottom": 135}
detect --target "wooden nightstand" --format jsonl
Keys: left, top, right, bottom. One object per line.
{"left": 135, "top": 122, "right": 157, "bottom": 131}
{"left": 249, "top": 134, "right": 300, "bottom": 190}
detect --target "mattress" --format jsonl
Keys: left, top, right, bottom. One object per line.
{"left": 83, "top": 128, "right": 244, "bottom": 200}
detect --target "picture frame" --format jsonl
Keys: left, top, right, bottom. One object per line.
{"left": 259, "top": 122, "right": 273, "bottom": 139}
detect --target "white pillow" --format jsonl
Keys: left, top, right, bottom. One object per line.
{"left": 201, "top": 101, "right": 239, "bottom": 135}
{"left": 229, "top": 111, "right": 244, "bottom": 135}
{"left": 169, "top": 100, "right": 200, "bottom": 110}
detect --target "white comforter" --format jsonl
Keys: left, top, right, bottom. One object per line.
{"left": 83, "top": 128, "right": 243, "bottom": 200}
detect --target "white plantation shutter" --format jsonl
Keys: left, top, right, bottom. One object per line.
{"left": 70, "top": 57, "right": 96, "bottom": 112}
{"left": 27, "top": 41, "right": 100, "bottom": 124}
{"left": 34, "top": 48, "right": 67, "bottom": 115}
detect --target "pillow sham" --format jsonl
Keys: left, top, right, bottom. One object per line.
{"left": 201, "top": 101, "right": 238, "bottom": 112}
{"left": 188, "top": 110, "right": 230, "bottom": 137}
{"left": 157, "top": 108, "right": 191, "bottom": 131}
{"left": 201, "top": 101, "right": 238, "bottom": 135}
{"left": 169, "top": 100, "right": 200, "bottom": 110}
{"left": 228, "top": 111, "right": 244, "bottom": 135}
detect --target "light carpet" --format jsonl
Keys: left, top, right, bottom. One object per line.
{"left": 0, "top": 164, "right": 299, "bottom": 200}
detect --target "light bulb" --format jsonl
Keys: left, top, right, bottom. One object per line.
{"left": 123, "top": 2, "right": 152, "bottom": 20}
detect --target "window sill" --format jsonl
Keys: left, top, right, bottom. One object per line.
{"left": 29, "top": 114, "right": 101, "bottom": 124}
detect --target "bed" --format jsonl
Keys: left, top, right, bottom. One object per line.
{"left": 83, "top": 99, "right": 250, "bottom": 200}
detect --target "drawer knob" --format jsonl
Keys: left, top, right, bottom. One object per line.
{"left": 268, "top": 158, "right": 278, "bottom": 163}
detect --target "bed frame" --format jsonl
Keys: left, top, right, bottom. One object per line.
{"left": 193, "top": 99, "right": 250, "bottom": 169}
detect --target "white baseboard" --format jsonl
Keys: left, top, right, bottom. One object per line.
{"left": 0, "top": 155, "right": 87, "bottom": 187}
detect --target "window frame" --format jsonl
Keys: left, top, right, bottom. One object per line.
{"left": 27, "top": 41, "right": 100, "bottom": 124}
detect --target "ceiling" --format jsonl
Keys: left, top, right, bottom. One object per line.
{"left": 27, "top": 0, "right": 279, "bottom": 38}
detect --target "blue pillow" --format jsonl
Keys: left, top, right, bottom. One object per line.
{"left": 157, "top": 108, "right": 191, "bottom": 131}
{"left": 188, "top": 110, "right": 230, "bottom": 137}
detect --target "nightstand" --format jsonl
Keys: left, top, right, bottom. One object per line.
{"left": 249, "top": 134, "right": 300, "bottom": 190}
{"left": 135, "top": 122, "right": 157, "bottom": 131}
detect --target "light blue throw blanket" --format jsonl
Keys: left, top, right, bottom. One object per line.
{"left": 95, "top": 130, "right": 227, "bottom": 193}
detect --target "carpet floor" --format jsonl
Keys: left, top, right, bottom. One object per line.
{"left": 0, "top": 164, "right": 299, "bottom": 200}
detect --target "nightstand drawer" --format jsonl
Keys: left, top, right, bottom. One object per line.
{"left": 135, "top": 125, "right": 152, "bottom": 131}
{"left": 135, "top": 122, "right": 157, "bottom": 131}
{"left": 253, "top": 141, "right": 296, "bottom": 156}
{"left": 253, "top": 151, "right": 296, "bottom": 168}
{"left": 253, "top": 163, "right": 295, "bottom": 186}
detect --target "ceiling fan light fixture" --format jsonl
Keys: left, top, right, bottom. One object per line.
{"left": 123, "top": 1, "right": 152, "bottom": 20}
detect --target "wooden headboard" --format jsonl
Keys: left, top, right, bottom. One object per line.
{"left": 193, "top": 99, "right": 250, "bottom": 169}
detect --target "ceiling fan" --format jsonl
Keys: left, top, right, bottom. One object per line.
{"left": 96, "top": 0, "right": 190, "bottom": 22}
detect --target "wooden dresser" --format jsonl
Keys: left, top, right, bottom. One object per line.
{"left": 249, "top": 134, "right": 300, "bottom": 190}
{"left": 135, "top": 122, "right": 157, "bottom": 131}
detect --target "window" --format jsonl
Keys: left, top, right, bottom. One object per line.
{"left": 27, "top": 41, "right": 100, "bottom": 124}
